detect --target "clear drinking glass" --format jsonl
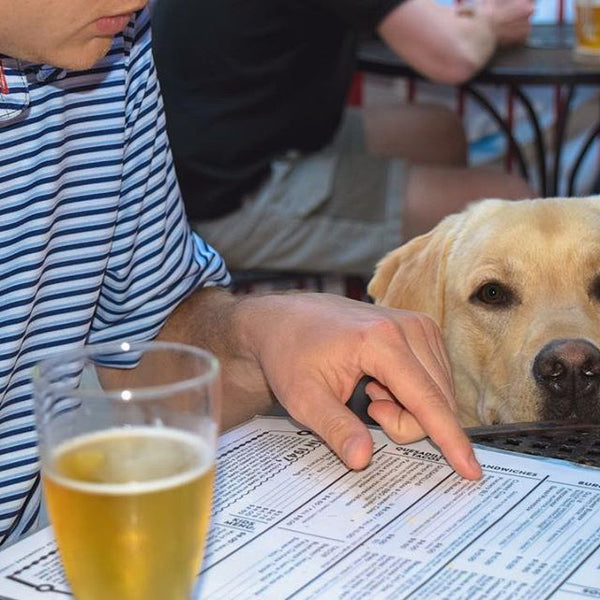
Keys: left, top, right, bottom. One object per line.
{"left": 34, "top": 341, "right": 220, "bottom": 600}
{"left": 574, "top": 0, "right": 600, "bottom": 59}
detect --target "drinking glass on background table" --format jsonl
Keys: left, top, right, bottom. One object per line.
{"left": 574, "top": 0, "right": 600, "bottom": 59}
{"left": 34, "top": 341, "right": 220, "bottom": 600}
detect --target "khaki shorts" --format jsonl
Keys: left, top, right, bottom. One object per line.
{"left": 192, "top": 109, "right": 406, "bottom": 277}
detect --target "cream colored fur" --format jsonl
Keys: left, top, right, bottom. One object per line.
{"left": 368, "top": 196, "right": 600, "bottom": 426}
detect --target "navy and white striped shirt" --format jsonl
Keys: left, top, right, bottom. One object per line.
{"left": 0, "top": 9, "right": 229, "bottom": 544}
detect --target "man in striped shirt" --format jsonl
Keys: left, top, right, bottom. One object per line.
{"left": 0, "top": 1, "right": 481, "bottom": 545}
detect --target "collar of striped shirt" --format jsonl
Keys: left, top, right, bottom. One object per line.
{"left": 0, "top": 58, "right": 67, "bottom": 121}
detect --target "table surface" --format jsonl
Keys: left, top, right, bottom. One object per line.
{"left": 358, "top": 23, "right": 600, "bottom": 86}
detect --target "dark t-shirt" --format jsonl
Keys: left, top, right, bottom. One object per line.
{"left": 152, "top": 0, "right": 404, "bottom": 219}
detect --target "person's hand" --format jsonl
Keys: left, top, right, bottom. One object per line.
{"left": 479, "top": 0, "right": 535, "bottom": 46}
{"left": 238, "top": 292, "right": 482, "bottom": 480}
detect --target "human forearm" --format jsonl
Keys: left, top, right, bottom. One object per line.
{"left": 155, "top": 287, "right": 274, "bottom": 430}
{"left": 379, "top": 0, "right": 533, "bottom": 85}
{"left": 379, "top": 1, "right": 495, "bottom": 84}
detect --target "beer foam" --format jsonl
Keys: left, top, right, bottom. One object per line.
{"left": 45, "top": 426, "right": 214, "bottom": 496}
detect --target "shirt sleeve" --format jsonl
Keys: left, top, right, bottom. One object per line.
{"left": 88, "top": 9, "right": 231, "bottom": 345}
{"left": 315, "top": 0, "right": 408, "bottom": 31}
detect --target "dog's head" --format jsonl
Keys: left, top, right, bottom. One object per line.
{"left": 369, "top": 196, "right": 600, "bottom": 426}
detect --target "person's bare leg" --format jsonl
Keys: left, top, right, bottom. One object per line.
{"left": 402, "top": 164, "right": 535, "bottom": 239}
{"left": 364, "top": 103, "right": 468, "bottom": 166}
{"left": 362, "top": 102, "right": 535, "bottom": 239}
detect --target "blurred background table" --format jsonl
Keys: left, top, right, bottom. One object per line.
{"left": 357, "top": 23, "right": 600, "bottom": 197}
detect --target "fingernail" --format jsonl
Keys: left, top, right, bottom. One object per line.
{"left": 342, "top": 435, "right": 371, "bottom": 470}
{"left": 469, "top": 453, "right": 483, "bottom": 478}
{"left": 342, "top": 436, "right": 359, "bottom": 466}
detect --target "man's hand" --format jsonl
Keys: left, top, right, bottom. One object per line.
{"left": 235, "top": 292, "right": 482, "bottom": 480}
{"left": 159, "top": 288, "right": 481, "bottom": 479}
{"left": 479, "top": 0, "right": 535, "bottom": 46}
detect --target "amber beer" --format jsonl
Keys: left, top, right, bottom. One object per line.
{"left": 575, "top": 1, "right": 600, "bottom": 57}
{"left": 43, "top": 426, "right": 215, "bottom": 600}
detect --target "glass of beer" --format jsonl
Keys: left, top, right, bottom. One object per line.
{"left": 33, "top": 341, "right": 220, "bottom": 600}
{"left": 574, "top": 0, "right": 600, "bottom": 59}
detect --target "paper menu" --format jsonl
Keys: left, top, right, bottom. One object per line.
{"left": 0, "top": 416, "right": 598, "bottom": 599}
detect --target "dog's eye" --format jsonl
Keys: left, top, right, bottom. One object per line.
{"left": 590, "top": 276, "right": 600, "bottom": 302}
{"left": 473, "top": 282, "right": 513, "bottom": 306}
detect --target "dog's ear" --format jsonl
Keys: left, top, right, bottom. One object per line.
{"left": 367, "top": 213, "right": 463, "bottom": 326}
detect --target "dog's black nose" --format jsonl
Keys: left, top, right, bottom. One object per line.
{"left": 533, "top": 338, "right": 600, "bottom": 421}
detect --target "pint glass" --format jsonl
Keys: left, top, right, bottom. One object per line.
{"left": 575, "top": 0, "right": 600, "bottom": 58}
{"left": 34, "top": 341, "right": 220, "bottom": 600}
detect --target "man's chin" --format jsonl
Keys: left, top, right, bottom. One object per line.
{"left": 48, "top": 40, "right": 112, "bottom": 71}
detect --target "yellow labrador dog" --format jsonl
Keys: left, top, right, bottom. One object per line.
{"left": 368, "top": 196, "right": 600, "bottom": 427}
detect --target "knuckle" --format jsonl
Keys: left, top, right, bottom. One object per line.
{"left": 366, "top": 314, "right": 405, "bottom": 342}
{"left": 321, "top": 413, "right": 352, "bottom": 444}
{"left": 368, "top": 310, "right": 441, "bottom": 344}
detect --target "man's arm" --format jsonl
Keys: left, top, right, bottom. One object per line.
{"left": 378, "top": 0, "right": 534, "bottom": 84}
{"left": 155, "top": 287, "right": 274, "bottom": 427}
{"left": 155, "top": 287, "right": 482, "bottom": 480}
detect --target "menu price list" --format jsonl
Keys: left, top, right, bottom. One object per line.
{"left": 0, "top": 417, "right": 598, "bottom": 600}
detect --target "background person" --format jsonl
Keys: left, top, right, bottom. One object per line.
{"left": 152, "top": 0, "right": 536, "bottom": 277}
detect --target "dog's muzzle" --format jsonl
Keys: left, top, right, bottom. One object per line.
{"left": 533, "top": 338, "right": 600, "bottom": 423}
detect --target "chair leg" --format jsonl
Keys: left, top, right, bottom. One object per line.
{"left": 230, "top": 270, "right": 369, "bottom": 300}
